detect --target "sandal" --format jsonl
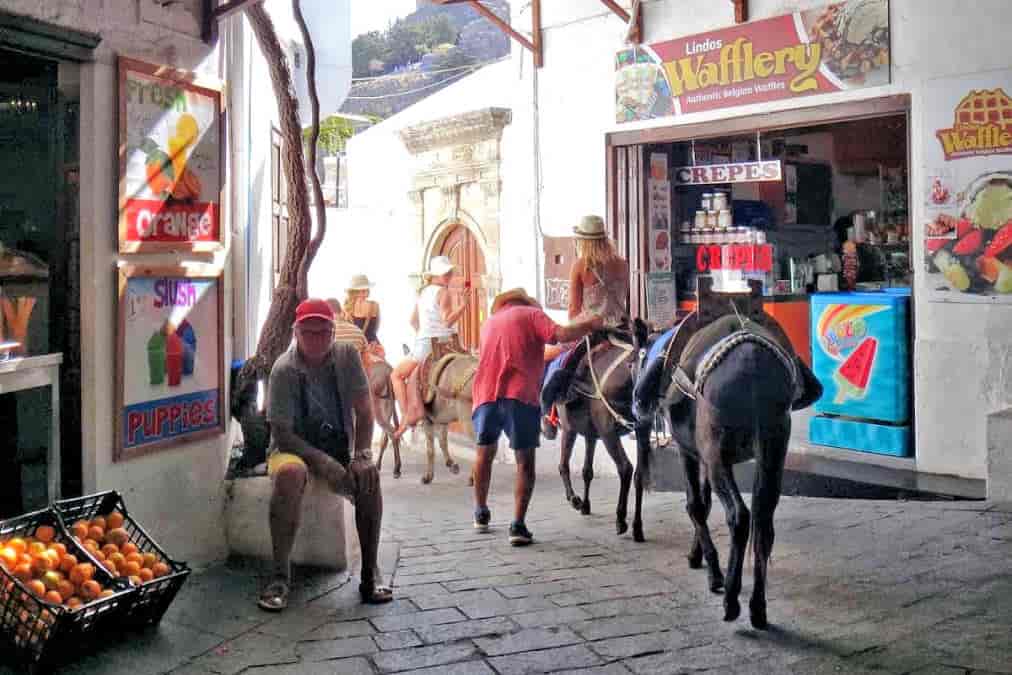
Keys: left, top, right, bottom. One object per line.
{"left": 257, "top": 578, "right": 290, "bottom": 612}
{"left": 359, "top": 583, "right": 394, "bottom": 605}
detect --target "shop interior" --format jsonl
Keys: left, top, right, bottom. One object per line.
{"left": 661, "top": 113, "right": 910, "bottom": 301}
{"left": 645, "top": 110, "right": 914, "bottom": 458}
{"left": 0, "top": 47, "right": 81, "bottom": 516}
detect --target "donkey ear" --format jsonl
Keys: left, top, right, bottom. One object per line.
{"left": 633, "top": 317, "right": 649, "bottom": 348}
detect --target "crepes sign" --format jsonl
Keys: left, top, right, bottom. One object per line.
{"left": 615, "top": 0, "right": 890, "bottom": 123}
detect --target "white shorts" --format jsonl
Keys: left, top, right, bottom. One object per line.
{"left": 411, "top": 337, "right": 432, "bottom": 361}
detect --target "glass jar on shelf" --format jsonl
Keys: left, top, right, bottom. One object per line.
{"left": 712, "top": 191, "right": 728, "bottom": 212}
{"left": 694, "top": 210, "right": 707, "bottom": 229}
{"left": 701, "top": 193, "right": 714, "bottom": 212}
{"left": 718, "top": 209, "right": 732, "bottom": 230}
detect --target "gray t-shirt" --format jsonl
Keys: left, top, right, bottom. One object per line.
{"left": 266, "top": 342, "right": 369, "bottom": 458}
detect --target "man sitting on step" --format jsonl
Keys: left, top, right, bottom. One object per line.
{"left": 258, "top": 298, "right": 393, "bottom": 612}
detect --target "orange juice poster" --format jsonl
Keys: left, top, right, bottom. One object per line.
{"left": 923, "top": 69, "right": 1012, "bottom": 303}
{"left": 118, "top": 58, "right": 223, "bottom": 252}
{"left": 116, "top": 266, "right": 224, "bottom": 460}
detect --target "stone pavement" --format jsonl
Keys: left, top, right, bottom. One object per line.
{"left": 5, "top": 452, "right": 1011, "bottom": 674}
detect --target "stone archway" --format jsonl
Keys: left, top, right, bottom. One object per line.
{"left": 400, "top": 107, "right": 511, "bottom": 342}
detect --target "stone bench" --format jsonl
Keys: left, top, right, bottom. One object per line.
{"left": 224, "top": 476, "right": 358, "bottom": 571}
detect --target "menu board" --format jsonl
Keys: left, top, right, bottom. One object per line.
{"left": 923, "top": 69, "right": 1012, "bottom": 303}
{"left": 118, "top": 57, "right": 224, "bottom": 253}
{"left": 116, "top": 265, "right": 225, "bottom": 460}
{"left": 616, "top": 0, "right": 889, "bottom": 123}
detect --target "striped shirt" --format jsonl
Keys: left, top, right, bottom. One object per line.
{"left": 333, "top": 319, "right": 367, "bottom": 352}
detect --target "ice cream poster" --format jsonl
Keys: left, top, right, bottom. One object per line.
{"left": 118, "top": 57, "right": 223, "bottom": 253}
{"left": 116, "top": 266, "right": 224, "bottom": 459}
{"left": 923, "top": 69, "right": 1012, "bottom": 303}
{"left": 812, "top": 301, "right": 909, "bottom": 424}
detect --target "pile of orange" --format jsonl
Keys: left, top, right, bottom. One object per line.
{"left": 0, "top": 524, "right": 114, "bottom": 611}
{"left": 68, "top": 511, "right": 170, "bottom": 586}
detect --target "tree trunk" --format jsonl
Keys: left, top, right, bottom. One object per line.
{"left": 231, "top": 0, "right": 326, "bottom": 467}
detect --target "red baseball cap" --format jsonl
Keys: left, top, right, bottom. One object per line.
{"left": 294, "top": 298, "right": 334, "bottom": 324}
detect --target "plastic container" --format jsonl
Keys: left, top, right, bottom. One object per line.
{"left": 53, "top": 492, "right": 190, "bottom": 628}
{"left": 0, "top": 508, "right": 135, "bottom": 671}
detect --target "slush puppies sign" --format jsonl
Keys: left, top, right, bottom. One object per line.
{"left": 116, "top": 266, "right": 225, "bottom": 460}
{"left": 118, "top": 58, "right": 223, "bottom": 252}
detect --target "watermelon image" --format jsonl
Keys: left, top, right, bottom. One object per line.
{"left": 833, "top": 337, "right": 878, "bottom": 404}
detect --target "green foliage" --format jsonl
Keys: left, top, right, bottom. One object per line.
{"left": 351, "top": 15, "right": 460, "bottom": 77}
{"left": 303, "top": 115, "right": 355, "bottom": 154}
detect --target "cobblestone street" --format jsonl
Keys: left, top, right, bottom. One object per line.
{"left": 10, "top": 452, "right": 1012, "bottom": 674}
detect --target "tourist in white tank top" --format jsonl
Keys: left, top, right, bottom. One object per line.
{"left": 390, "top": 255, "right": 469, "bottom": 438}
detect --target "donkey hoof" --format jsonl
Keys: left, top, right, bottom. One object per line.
{"left": 616, "top": 520, "right": 628, "bottom": 535}
{"left": 448, "top": 463, "right": 460, "bottom": 475}
{"left": 393, "top": 469, "right": 401, "bottom": 479}
{"left": 421, "top": 475, "right": 433, "bottom": 485}
{"left": 632, "top": 524, "right": 645, "bottom": 543}
{"left": 580, "top": 501, "right": 591, "bottom": 516}
{"left": 687, "top": 553, "right": 703, "bottom": 570}
{"left": 569, "top": 496, "right": 583, "bottom": 511}
{"left": 724, "top": 598, "right": 741, "bottom": 622}
{"left": 709, "top": 574, "right": 725, "bottom": 593}
{"left": 749, "top": 604, "right": 769, "bottom": 630}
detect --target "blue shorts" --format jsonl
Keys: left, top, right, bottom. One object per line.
{"left": 472, "top": 399, "right": 541, "bottom": 450}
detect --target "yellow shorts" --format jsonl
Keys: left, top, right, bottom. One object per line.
{"left": 267, "top": 452, "right": 308, "bottom": 476}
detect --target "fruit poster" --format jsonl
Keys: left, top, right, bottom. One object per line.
{"left": 615, "top": 0, "right": 889, "bottom": 123}
{"left": 118, "top": 58, "right": 224, "bottom": 253}
{"left": 923, "top": 69, "right": 1012, "bottom": 303}
{"left": 116, "top": 265, "right": 225, "bottom": 460}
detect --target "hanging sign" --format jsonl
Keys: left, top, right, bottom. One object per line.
{"left": 673, "top": 160, "right": 782, "bottom": 185}
{"left": 116, "top": 265, "right": 225, "bottom": 460}
{"left": 923, "top": 69, "right": 1012, "bottom": 304}
{"left": 615, "top": 0, "right": 889, "bottom": 122}
{"left": 119, "top": 57, "right": 224, "bottom": 253}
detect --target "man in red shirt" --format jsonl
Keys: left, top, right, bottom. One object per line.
{"left": 471, "top": 288, "right": 603, "bottom": 545}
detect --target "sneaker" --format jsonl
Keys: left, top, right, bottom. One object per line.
{"left": 509, "top": 522, "right": 534, "bottom": 546}
{"left": 473, "top": 507, "right": 491, "bottom": 533}
{"left": 541, "top": 416, "right": 558, "bottom": 441}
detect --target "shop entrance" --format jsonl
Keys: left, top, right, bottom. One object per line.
{"left": 607, "top": 95, "right": 916, "bottom": 460}
{"left": 0, "top": 48, "right": 82, "bottom": 516}
{"left": 435, "top": 223, "right": 486, "bottom": 351}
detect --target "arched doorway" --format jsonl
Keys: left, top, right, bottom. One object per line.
{"left": 436, "top": 223, "right": 486, "bottom": 351}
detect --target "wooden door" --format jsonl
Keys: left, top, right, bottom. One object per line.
{"left": 437, "top": 224, "right": 486, "bottom": 351}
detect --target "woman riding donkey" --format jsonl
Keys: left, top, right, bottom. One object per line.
{"left": 390, "top": 255, "right": 469, "bottom": 439}
{"left": 542, "top": 215, "right": 630, "bottom": 439}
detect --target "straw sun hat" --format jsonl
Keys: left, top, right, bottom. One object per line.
{"left": 573, "top": 215, "right": 607, "bottom": 239}
{"left": 347, "top": 274, "right": 374, "bottom": 291}
{"left": 424, "top": 255, "right": 456, "bottom": 277}
{"left": 491, "top": 288, "right": 540, "bottom": 314}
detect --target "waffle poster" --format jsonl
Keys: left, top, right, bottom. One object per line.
{"left": 116, "top": 266, "right": 225, "bottom": 460}
{"left": 615, "top": 0, "right": 890, "bottom": 123}
{"left": 923, "top": 69, "right": 1012, "bottom": 304}
{"left": 118, "top": 58, "right": 223, "bottom": 253}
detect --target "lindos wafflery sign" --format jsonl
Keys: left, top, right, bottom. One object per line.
{"left": 615, "top": 0, "right": 890, "bottom": 123}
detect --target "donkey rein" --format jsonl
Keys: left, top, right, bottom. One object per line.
{"left": 584, "top": 335, "right": 637, "bottom": 430}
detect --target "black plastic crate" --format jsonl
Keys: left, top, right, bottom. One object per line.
{"left": 53, "top": 491, "right": 190, "bottom": 628}
{"left": 0, "top": 508, "right": 135, "bottom": 671}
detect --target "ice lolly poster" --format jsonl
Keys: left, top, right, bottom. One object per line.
{"left": 117, "top": 269, "right": 224, "bottom": 458}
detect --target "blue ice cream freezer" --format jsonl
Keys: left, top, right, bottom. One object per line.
{"left": 808, "top": 289, "right": 912, "bottom": 457}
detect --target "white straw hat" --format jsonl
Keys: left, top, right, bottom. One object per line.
{"left": 573, "top": 215, "right": 607, "bottom": 239}
{"left": 347, "top": 274, "right": 374, "bottom": 290}
{"left": 425, "top": 255, "right": 455, "bottom": 277}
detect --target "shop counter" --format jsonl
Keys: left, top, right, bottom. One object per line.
{"left": 676, "top": 294, "right": 811, "bottom": 366}
{"left": 0, "top": 353, "right": 62, "bottom": 501}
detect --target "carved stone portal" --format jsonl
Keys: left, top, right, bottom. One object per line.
{"left": 399, "top": 107, "right": 511, "bottom": 298}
